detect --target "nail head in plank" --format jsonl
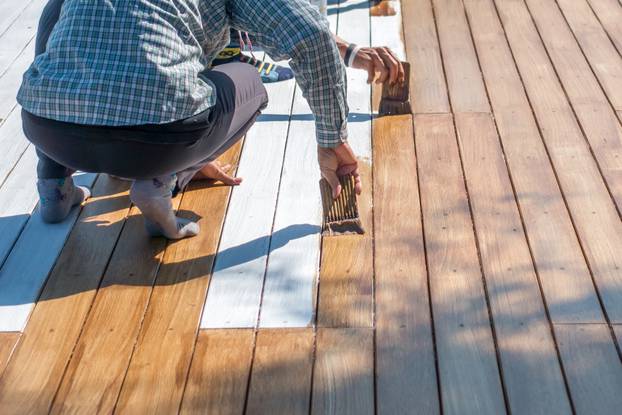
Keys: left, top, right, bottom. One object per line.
{"left": 402, "top": 0, "right": 450, "bottom": 113}
{"left": 180, "top": 329, "right": 254, "bottom": 415}
{"left": 455, "top": 112, "right": 572, "bottom": 414}
{"left": 555, "top": 324, "right": 622, "bottom": 415}
{"left": 49, "top": 203, "right": 173, "bottom": 415}
{"left": 373, "top": 114, "right": 440, "bottom": 415}
{"left": 246, "top": 329, "right": 314, "bottom": 415}
{"left": 311, "top": 328, "right": 374, "bottom": 415}
{"left": 0, "top": 332, "right": 19, "bottom": 376}
{"left": 0, "top": 176, "right": 131, "bottom": 415}
{"left": 115, "top": 144, "right": 243, "bottom": 414}
{"left": 463, "top": 0, "right": 604, "bottom": 323}
{"left": 416, "top": 113, "right": 506, "bottom": 415}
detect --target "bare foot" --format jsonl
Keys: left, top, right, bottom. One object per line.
{"left": 192, "top": 160, "right": 243, "bottom": 186}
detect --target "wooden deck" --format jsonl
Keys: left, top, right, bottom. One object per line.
{"left": 1, "top": 0, "right": 622, "bottom": 413}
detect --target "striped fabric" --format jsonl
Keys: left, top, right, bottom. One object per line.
{"left": 17, "top": 0, "right": 348, "bottom": 147}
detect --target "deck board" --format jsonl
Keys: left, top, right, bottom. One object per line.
{"left": 0, "top": 332, "right": 18, "bottom": 376}
{"left": 586, "top": 0, "right": 622, "bottom": 57}
{"left": 180, "top": 329, "right": 254, "bottom": 415}
{"left": 0, "top": 176, "right": 131, "bottom": 415}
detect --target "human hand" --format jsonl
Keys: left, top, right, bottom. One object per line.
{"left": 350, "top": 46, "right": 404, "bottom": 85}
{"left": 317, "top": 142, "right": 362, "bottom": 199}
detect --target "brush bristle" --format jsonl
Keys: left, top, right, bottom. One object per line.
{"left": 319, "top": 174, "right": 365, "bottom": 236}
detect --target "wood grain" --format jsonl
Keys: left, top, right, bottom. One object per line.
{"left": 416, "top": 113, "right": 505, "bottom": 415}
{"left": 555, "top": 324, "right": 622, "bottom": 415}
{"left": 586, "top": 0, "right": 622, "bottom": 56}
{"left": 180, "top": 329, "right": 254, "bottom": 415}
{"left": 114, "top": 144, "right": 243, "bottom": 414}
{"left": 455, "top": 112, "right": 572, "bottom": 414}
{"left": 0, "top": 0, "right": 44, "bottom": 75}
{"left": 524, "top": 0, "right": 622, "bottom": 211}
{"left": 463, "top": 0, "right": 604, "bottom": 323}
{"left": 311, "top": 328, "right": 374, "bottom": 415}
{"left": 432, "top": 0, "right": 490, "bottom": 113}
{"left": 49, "top": 202, "right": 175, "bottom": 414}
{"left": 402, "top": 0, "right": 450, "bottom": 113}
{"left": 246, "top": 329, "right": 314, "bottom": 415}
{"left": 373, "top": 114, "right": 440, "bottom": 415}
{"left": 0, "top": 175, "right": 131, "bottom": 415}
{"left": 0, "top": 332, "right": 19, "bottom": 376}
{"left": 495, "top": 0, "right": 622, "bottom": 322}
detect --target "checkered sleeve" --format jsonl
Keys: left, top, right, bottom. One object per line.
{"left": 227, "top": 0, "right": 349, "bottom": 148}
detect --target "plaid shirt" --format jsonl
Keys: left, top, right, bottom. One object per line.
{"left": 17, "top": 0, "right": 348, "bottom": 147}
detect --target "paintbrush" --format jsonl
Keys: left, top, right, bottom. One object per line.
{"left": 379, "top": 61, "right": 411, "bottom": 115}
{"left": 319, "top": 174, "right": 365, "bottom": 236}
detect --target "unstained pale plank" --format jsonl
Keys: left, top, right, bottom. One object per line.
{"left": 180, "top": 329, "right": 254, "bottom": 415}
{"left": 586, "top": 0, "right": 622, "bottom": 56}
{"left": 0, "top": 332, "right": 19, "bottom": 376}
{"left": 246, "top": 329, "right": 314, "bottom": 415}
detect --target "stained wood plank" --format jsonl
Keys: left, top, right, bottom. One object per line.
{"left": 463, "top": 0, "right": 603, "bottom": 323}
{"left": 49, "top": 202, "right": 176, "bottom": 414}
{"left": 180, "top": 329, "right": 254, "bottom": 415}
{"left": 246, "top": 329, "right": 314, "bottom": 414}
{"left": 0, "top": 175, "right": 131, "bottom": 415}
{"left": 555, "top": 324, "right": 622, "bottom": 415}
{"left": 402, "top": 0, "right": 450, "bottom": 113}
{"left": 416, "top": 114, "right": 506, "bottom": 415}
{"left": 432, "top": 0, "right": 490, "bottom": 113}
{"left": 373, "top": 114, "right": 440, "bottom": 415}
{"left": 0, "top": 171, "right": 97, "bottom": 332}
{"left": 524, "top": 0, "right": 622, "bottom": 211}
{"left": 586, "top": 0, "right": 622, "bottom": 56}
{"left": 455, "top": 112, "right": 572, "bottom": 414}
{"left": 114, "top": 144, "right": 244, "bottom": 414}
{"left": 0, "top": 332, "right": 19, "bottom": 376}
{"left": 317, "top": 0, "right": 373, "bottom": 329}
{"left": 201, "top": 79, "right": 295, "bottom": 329}
{"left": 556, "top": 0, "right": 622, "bottom": 110}
{"left": 494, "top": 0, "right": 622, "bottom": 322}
{"left": 311, "top": 328, "right": 374, "bottom": 415}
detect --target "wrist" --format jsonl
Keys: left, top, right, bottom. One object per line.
{"left": 343, "top": 43, "right": 360, "bottom": 67}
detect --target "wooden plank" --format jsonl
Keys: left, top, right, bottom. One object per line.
{"left": 455, "top": 113, "right": 572, "bottom": 414}
{"left": 463, "top": 0, "right": 604, "bottom": 323}
{"left": 432, "top": 0, "right": 490, "bottom": 113}
{"left": 373, "top": 114, "right": 440, "bottom": 415}
{"left": 114, "top": 144, "right": 244, "bottom": 414}
{"left": 0, "top": 172, "right": 97, "bottom": 332}
{"left": 0, "top": 146, "right": 38, "bottom": 267}
{"left": 258, "top": 87, "right": 322, "bottom": 328}
{"left": 0, "top": 41, "right": 35, "bottom": 120}
{"left": 201, "top": 79, "right": 295, "bottom": 329}
{"left": 0, "top": 332, "right": 19, "bottom": 376}
{"left": 0, "top": 175, "right": 131, "bottom": 415}
{"left": 555, "top": 324, "right": 622, "bottom": 415}
{"left": 614, "top": 325, "right": 622, "bottom": 348}
{"left": 49, "top": 202, "right": 175, "bottom": 414}
{"left": 0, "top": 0, "right": 44, "bottom": 75}
{"left": 0, "top": 0, "right": 34, "bottom": 36}
{"left": 587, "top": 0, "right": 622, "bottom": 56}
{"left": 495, "top": 0, "right": 622, "bottom": 322}
{"left": 402, "top": 0, "right": 450, "bottom": 113}
{"left": 180, "top": 329, "right": 254, "bottom": 415}
{"left": 416, "top": 114, "right": 506, "bottom": 415}
{"left": 311, "top": 328, "right": 374, "bottom": 415}
{"left": 246, "top": 329, "right": 314, "bottom": 414}
{"left": 556, "top": 0, "right": 622, "bottom": 110}
{"left": 524, "top": 0, "right": 622, "bottom": 211}
{"left": 0, "top": 111, "right": 29, "bottom": 187}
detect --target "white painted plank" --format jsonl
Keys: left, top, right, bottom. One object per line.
{"left": 370, "top": 0, "right": 407, "bottom": 63}
{"left": 0, "top": 0, "right": 35, "bottom": 37}
{"left": 0, "top": 111, "right": 30, "bottom": 188}
{"left": 259, "top": 1, "right": 371, "bottom": 327}
{"left": 201, "top": 77, "right": 296, "bottom": 328}
{"left": 0, "top": 41, "right": 35, "bottom": 122}
{"left": 0, "top": 146, "right": 38, "bottom": 267}
{"left": 0, "top": 0, "right": 45, "bottom": 76}
{"left": 0, "top": 172, "right": 96, "bottom": 332}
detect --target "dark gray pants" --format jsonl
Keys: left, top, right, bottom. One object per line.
{"left": 26, "top": 0, "right": 268, "bottom": 190}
